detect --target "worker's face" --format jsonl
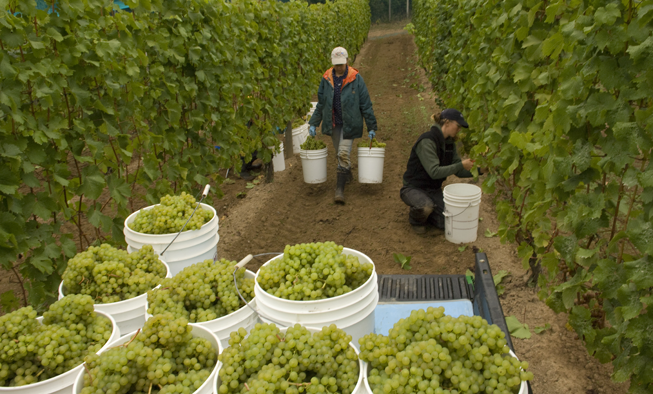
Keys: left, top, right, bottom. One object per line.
{"left": 333, "top": 62, "right": 347, "bottom": 75}
{"left": 442, "top": 120, "right": 462, "bottom": 139}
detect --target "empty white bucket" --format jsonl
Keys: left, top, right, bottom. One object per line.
{"left": 127, "top": 233, "right": 219, "bottom": 276}
{"left": 254, "top": 248, "right": 377, "bottom": 347}
{"left": 189, "top": 270, "right": 260, "bottom": 350}
{"left": 292, "top": 124, "right": 309, "bottom": 154}
{"left": 0, "top": 311, "right": 120, "bottom": 394}
{"left": 270, "top": 143, "right": 285, "bottom": 172}
{"left": 72, "top": 325, "right": 222, "bottom": 394}
{"left": 215, "top": 325, "right": 365, "bottom": 394}
{"left": 58, "top": 259, "right": 171, "bottom": 336}
{"left": 299, "top": 148, "right": 328, "bottom": 184}
{"left": 357, "top": 147, "right": 385, "bottom": 184}
{"left": 443, "top": 183, "right": 482, "bottom": 244}
{"left": 361, "top": 349, "right": 527, "bottom": 394}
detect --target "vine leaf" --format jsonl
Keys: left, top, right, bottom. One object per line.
{"left": 505, "top": 316, "right": 531, "bottom": 339}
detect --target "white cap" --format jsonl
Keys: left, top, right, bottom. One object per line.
{"left": 331, "top": 47, "right": 348, "bottom": 65}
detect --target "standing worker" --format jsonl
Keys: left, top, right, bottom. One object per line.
{"left": 401, "top": 108, "right": 483, "bottom": 234}
{"left": 308, "top": 47, "right": 378, "bottom": 204}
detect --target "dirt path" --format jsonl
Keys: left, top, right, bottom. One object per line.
{"left": 215, "top": 24, "right": 629, "bottom": 394}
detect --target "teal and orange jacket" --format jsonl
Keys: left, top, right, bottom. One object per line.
{"left": 309, "top": 67, "right": 378, "bottom": 139}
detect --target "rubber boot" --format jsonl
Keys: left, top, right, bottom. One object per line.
{"left": 335, "top": 171, "right": 347, "bottom": 204}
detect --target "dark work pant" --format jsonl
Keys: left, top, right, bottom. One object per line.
{"left": 400, "top": 186, "right": 445, "bottom": 228}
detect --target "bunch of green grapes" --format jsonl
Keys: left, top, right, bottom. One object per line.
{"left": 81, "top": 312, "right": 217, "bottom": 394}
{"left": 257, "top": 242, "right": 373, "bottom": 301}
{"left": 357, "top": 138, "right": 387, "bottom": 148}
{"left": 300, "top": 136, "right": 327, "bottom": 150}
{"left": 358, "top": 307, "right": 533, "bottom": 394}
{"left": 0, "top": 295, "right": 113, "bottom": 387}
{"left": 63, "top": 244, "right": 167, "bottom": 304}
{"left": 147, "top": 259, "right": 255, "bottom": 323}
{"left": 129, "top": 192, "right": 214, "bottom": 234}
{"left": 218, "top": 323, "right": 360, "bottom": 394}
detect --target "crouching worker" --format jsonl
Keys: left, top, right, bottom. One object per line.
{"left": 400, "top": 108, "right": 482, "bottom": 234}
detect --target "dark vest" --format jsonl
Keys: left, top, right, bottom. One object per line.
{"left": 403, "top": 126, "right": 455, "bottom": 190}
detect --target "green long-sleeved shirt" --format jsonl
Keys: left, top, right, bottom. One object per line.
{"left": 403, "top": 139, "right": 473, "bottom": 186}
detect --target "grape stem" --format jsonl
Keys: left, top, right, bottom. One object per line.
{"left": 115, "top": 328, "right": 141, "bottom": 348}
{"left": 36, "top": 369, "right": 44, "bottom": 378}
{"left": 276, "top": 334, "right": 285, "bottom": 342}
{"left": 83, "top": 363, "right": 94, "bottom": 383}
{"left": 108, "top": 274, "right": 120, "bottom": 278}
{"left": 78, "top": 276, "right": 85, "bottom": 284}
{"left": 287, "top": 381, "right": 311, "bottom": 387}
{"left": 148, "top": 383, "right": 153, "bottom": 394}
{"left": 245, "top": 383, "right": 250, "bottom": 391}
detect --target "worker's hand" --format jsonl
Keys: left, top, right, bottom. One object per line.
{"left": 462, "top": 159, "right": 474, "bottom": 171}
{"left": 368, "top": 130, "right": 376, "bottom": 140}
{"left": 309, "top": 125, "right": 317, "bottom": 137}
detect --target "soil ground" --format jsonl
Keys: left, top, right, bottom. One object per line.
{"left": 215, "top": 23, "right": 629, "bottom": 394}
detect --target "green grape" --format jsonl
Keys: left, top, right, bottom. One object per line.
{"left": 358, "top": 307, "right": 533, "bottom": 394}
{"left": 62, "top": 244, "right": 167, "bottom": 304}
{"left": 147, "top": 259, "right": 255, "bottom": 323}
{"left": 0, "top": 295, "right": 112, "bottom": 387}
{"left": 357, "top": 138, "right": 386, "bottom": 148}
{"left": 300, "top": 136, "right": 327, "bottom": 150}
{"left": 81, "top": 312, "right": 217, "bottom": 394}
{"left": 257, "top": 242, "right": 373, "bottom": 301}
{"left": 218, "top": 323, "right": 359, "bottom": 394}
{"left": 129, "top": 192, "right": 214, "bottom": 234}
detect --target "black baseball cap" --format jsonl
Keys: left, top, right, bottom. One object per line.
{"left": 441, "top": 108, "right": 469, "bottom": 128}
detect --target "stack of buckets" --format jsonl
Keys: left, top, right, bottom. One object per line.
{"left": 443, "top": 183, "right": 482, "bottom": 244}
{"left": 124, "top": 203, "right": 219, "bottom": 276}
{"left": 253, "top": 248, "right": 378, "bottom": 348}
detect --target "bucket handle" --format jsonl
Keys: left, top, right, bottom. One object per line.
{"left": 443, "top": 201, "right": 472, "bottom": 236}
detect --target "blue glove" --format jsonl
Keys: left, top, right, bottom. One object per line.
{"left": 368, "top": 130, "right": 376, "bottom": 140}
{"left": 309, "top": 125, "right": 317, "bottom": 137}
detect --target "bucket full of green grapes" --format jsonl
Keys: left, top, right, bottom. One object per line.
{"left": 216, "top": 323, "right": 366, "bottom": 394}
{"left": 146, "top": 258, "right": 260, "bottom": 350}
{"left": 58, "top": 244, "right": 171, "bottom": 336}
{"left": 124, "top": 192, "right": 219, "bottom": 275}
{"left": 0, "top": 295, "right": 119, "bottom": 394}
{"left": 73, "top": 313, "right": 222, "bottom": 394}
{"left": 358, "top": 307, "right": 534, "bottom": 394}
{"left": 254, "top": 242, "right": 378, "bottom": 348}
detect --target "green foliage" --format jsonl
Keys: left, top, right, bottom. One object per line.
{"left": 505, "top": 315, "right": 532, "bottom": 339}
{"left": 392, "top": 253, "right": 412, "bottom": 270}
{"left": 412, "top": 0, "right": 653, "bottom": 390}
{"left": 0, "top": 0, "right": 370, "bottom": 311}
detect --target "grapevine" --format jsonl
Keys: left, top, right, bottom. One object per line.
{"left": 62, "top": 244, "right": 167, "bottom": 303}
{"left": 81, "top": 312, "right": 217, "bottom": 394}
{"left": 257, "top": 242, "right": 373, "bottom": 300}
{"left": 217, "top": 323, "right": 360, "bottom": 394}
{"left": 0, "top": 295, "right": 113, "bottom": 387}
{"left": 147, "top": 259, "right": 255, "bottom": 323}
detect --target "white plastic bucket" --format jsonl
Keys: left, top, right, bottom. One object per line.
{"left": 214, "top": 325, "right": 366, "bottom": 394}
{"left": 72, "top": 325, "right": 222, "bottom": 394}
{"left": 0, "top": 311, "right": 120, "bottom": 394}
{"left": 127, "top": 233, "right": 219, "bottom": 276}
{"left": 357, "top": 147, "right": 385, "bottom": 184}
{"left": 189, "top": 270, "right": 260, "bottom": 350}
{"left": 254, "top": 248, "right": 377, "bottom": 347}
{"left": 123, "top": 203, "right": 218, "bottom": 248}
{"left": 292, "top": 124, "right": 309, "bottom": 154}
{"left": 360, "top": 349, "right": 527, "bottom": 394}
{"left": 270, "top": 143, "right": 285, "bottom": 172}
{"left": 58, "top": 259, "right": 172, "bottom": 336}
{"left": 299, "top": 148, "right": 328, "bottom": 184}
{"left": 443, "top": 183, "right": 482, "bottom": 244}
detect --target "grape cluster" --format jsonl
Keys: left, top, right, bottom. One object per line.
{"left": 300, "top": 136, "right": 327, "bottom": 150}
{"left": 357, "top": 138, "right": 387, "bottom": 148}
{"left": 81, "top": 312, "right": 217, "bottom": 394}
{"left": 257, "top": 242, "right": 373, "bottom": 301}
{"left": 129, "top": 192, "right": 214, "bottom": 234}
{"left": 147, "top": 259, "right": 255, "bottom": 323}
{"left": 63, "top": 244, "right": 167, "bottom": 304}
{"left": 358, "top": 307, "right": 533, "bottom": 394}
{"left": 218, "top": 323, "right": 360, "bottom": 394}
{"left": 0, "top": 295, "right": 113, "bottom": 387}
